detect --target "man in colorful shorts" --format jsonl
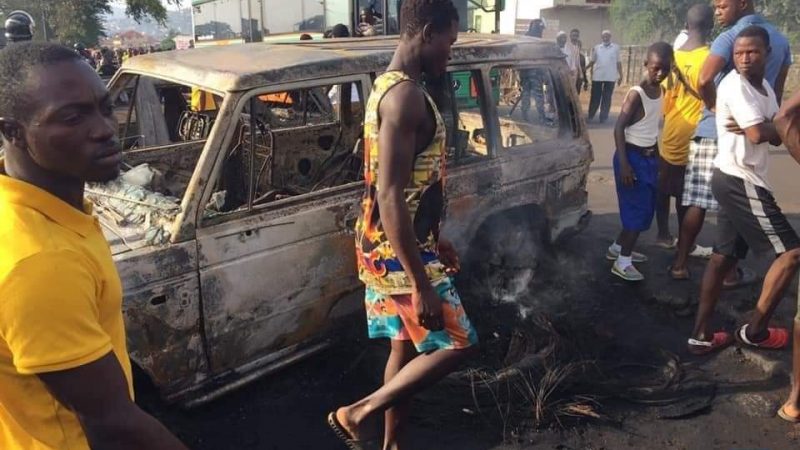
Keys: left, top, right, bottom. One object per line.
{"left": 328, "top": 2, "right": 477, "bottom": 449}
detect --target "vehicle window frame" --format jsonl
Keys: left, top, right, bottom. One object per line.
{"left": 489, "top": 63, "right": 573, "bottom": 153}
{"left": 198, "top": 73, "right": 373, "bottom": 228}
{"left": 109, "top": 72, "right": 225, "bottom": 151}
{"left": 443, "top": 64, "right": 497, "bottom": 164}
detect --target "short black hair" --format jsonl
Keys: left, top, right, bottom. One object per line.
{"left": 686, "top": 4, "right": 714, "bottom": 32}
{"left": 0, "top": 42, "right": 84, "bottom": 121}
{"left": 647, "top": 41, "right": 674, "bottom": 64}
{"left": 331, "top": 23, "right": 351, "bottom": 38}
{"left": 570, "top": 28, "right": 580, "bottom": 34}
{"left": 400, "top": 0, "right": 460, "bottom": 38}
{"left": 736, "top": 25, "right": 770, "bottom": 48}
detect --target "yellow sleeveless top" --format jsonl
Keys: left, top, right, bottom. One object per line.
{"left": 354, "top": 71, "right": 448, "bottom": 294}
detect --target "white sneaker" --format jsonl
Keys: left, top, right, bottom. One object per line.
{"left": 689, "top": 244, "right": 713, "bottom": 259}
{"left": 606, "top": 247, "right": 648, "bottom": 263}
{"left": 612, "top": 262, "right": 645, "bottom": 281}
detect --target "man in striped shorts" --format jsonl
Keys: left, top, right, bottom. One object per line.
{"left": 676, "top": 0, "right": 792, "bottom": 289}
{"left": 687, "top": 26, "right": 800, "bottom": 356}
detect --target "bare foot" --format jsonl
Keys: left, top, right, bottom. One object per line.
{"left": 336, "top": 406, "right": 378, "bottom": 441}
{"left": 335, "top": 407, "right": 360, "bottom": 440}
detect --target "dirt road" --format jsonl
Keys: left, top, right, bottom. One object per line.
{"left": 146, "top": 91, "right": 800, "bottom": 450}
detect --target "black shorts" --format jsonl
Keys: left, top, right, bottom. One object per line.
{"left": 711, "top": 169, "right": 800, "bottom": 259}
{"left": 658, "top": 157, "right": 686, "bottom": 199}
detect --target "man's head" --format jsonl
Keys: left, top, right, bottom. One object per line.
{"left": 714, "top": 0, "right": 755, "bottom": 28}
{"left": 570, "top": 28, "right": 580, "bottom": 44}
{"left": 0, "top": 43, "right": 121, "bottom": 183}
{"left": 330, "top": 24, "right": 351, "bottom": 38}
{"left": 299, "top": 33, "right": 313, "bottom": 41}
{"left": 360, "top": 7, "right": 376, "bottom": 25}
{"left": 644, "top": 42, "right": 674, "bottom": 85}
{"left": 687, "top": 4, "right": 715, "bottom": 38}
{"left": 400, "top": 0, "right": 460, "bottom": 78}
{"left": 601, "top": 30, "right": 612, "bottom": 45}
{"left": 527, "top": 19, "right": 545, "bottom": 38}
{"left": 734, "top": 25, "right": 770, "bottom": 80}
{"left": 556, "top": 31, "right": 567, "bottom": 48}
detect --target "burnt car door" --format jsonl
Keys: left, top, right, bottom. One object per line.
{"left": 194, "top": 75, "right": 372, "bottom": 373}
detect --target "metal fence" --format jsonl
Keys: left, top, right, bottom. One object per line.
{"left": 618, "top": 45, "right": 800, "bottom": 95}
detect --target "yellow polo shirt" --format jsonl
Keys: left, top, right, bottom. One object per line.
{"left": 0, "top": 170, "right": 133, "bottom": 450}
{"left": 661, "top": 46, "right": 710, "bottom": 165}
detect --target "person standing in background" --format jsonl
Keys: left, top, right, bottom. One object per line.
{"left": 586, "top": 30, "right": 622, "bottom": 123}
{"left": 521, "top": 19, "right": 546, "bottom": 122}
{"left": 657, "top": 4, "right": 717, "bottom": 273}
{"left": 566, "top": 29, "right": 584, "bottom": 94}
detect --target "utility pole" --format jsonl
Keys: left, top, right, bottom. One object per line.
{"left": 40, "top": 0, "right": 49, "bottom": 41}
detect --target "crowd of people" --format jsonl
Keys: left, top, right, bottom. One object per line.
{"left": 1, "top": 1, "right": 800, "bottom": 450}
{"left": 605, "top": 0, "right": 800, "bottom": 424}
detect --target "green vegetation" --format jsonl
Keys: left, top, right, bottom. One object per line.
{"left": 0, "top": 0, "right": 180, "bottom": 46}
{"left": 611, "top": 0, "right": 799, "bottom": 45}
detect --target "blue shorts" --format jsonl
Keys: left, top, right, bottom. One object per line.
{"left": 614, "top": 144, "right": 658, "bottom": 232}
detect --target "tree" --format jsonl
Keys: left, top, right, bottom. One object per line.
{"left": 611, "top": 0, "right": 800, "bottom": 45}
{"left": 0, "top": 0, "right": 181, "bottom": 46}
{"left": 610, "top": 0, "right": 700, "bottom": 44}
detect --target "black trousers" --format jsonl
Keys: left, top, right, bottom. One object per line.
{"left": 588, "top": 81, "right": 616, "bottom": 122}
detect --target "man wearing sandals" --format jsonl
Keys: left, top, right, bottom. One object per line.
{"left": 688, "top": 26, "right": 800, "bottom": 356}
{"left": 775, "top": 88, "right": 800, "bottom": 423}
{"left": 329, "top": 1, "right": 478, "bottom": 449}
{"left": 675, "top": 0, "right": 792, "bottom": 288}
{"left": 658, "top": 4, "right": 716, "bottom": 277}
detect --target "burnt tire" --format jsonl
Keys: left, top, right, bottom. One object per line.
{"left": 461, "top": 211, "right": 546, "bottom": 309}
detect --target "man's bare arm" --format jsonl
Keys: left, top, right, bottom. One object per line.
{"left": 614, "top": 90, "right": 642, "bottom": 186}
{"left": 776, "top": 90, "right": 800, "bottom": 164}
{"left": 774, "top": 64, "right": 790, "bottom": 105}
{"left": 741, "top": 121, "right": 782, "bottom": 146}
{"left": 38, "top": 353, "right": 188, "bottom": 450}
{"left": 698, "top": 54, "right": 726, "bottom": 111}
{"left": 376, "top": 83, "right": 431, "bottom": 290}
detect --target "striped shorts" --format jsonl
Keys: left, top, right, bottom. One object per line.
{"left": 711, "top": 169, "right": 800, "bottom": 260}
{"left": 682, "top": 138, "right": 719, "bottom": 210}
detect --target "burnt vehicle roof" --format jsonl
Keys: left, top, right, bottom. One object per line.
{"left": 120, "top": 34, "right": 564, "bottom": 93}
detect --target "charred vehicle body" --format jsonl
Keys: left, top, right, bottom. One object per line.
{"left": 100, "top": 34, "right": 592, "bottom": 406}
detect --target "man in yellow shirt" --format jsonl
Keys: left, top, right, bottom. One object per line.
{"left": 0, "top": 43, "right": 186, "bottom": 449}
{"left": 657, "top": 4, "right": 715, "bottom": 278}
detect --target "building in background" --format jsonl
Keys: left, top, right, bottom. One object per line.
{"left": 500, "top": 0, "right": 613, "bottom": 41}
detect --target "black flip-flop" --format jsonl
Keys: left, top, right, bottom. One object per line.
{"left": 722, "top": 267, "right": 758, "bottom": 290}
{"left": 327, "top": 412, "right": 379, "bottom": 450}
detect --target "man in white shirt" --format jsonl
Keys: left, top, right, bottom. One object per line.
{"left": 566, "top": 29, "right": 583, "bottom": 89}
{"left": 586, "top": 30, "right": 622, "bottom": 123}
{"left": 689, "top": 26, "right": 800, "bottom": 356}
{"left": 558, "top": 31, "right": 581, "bottom": 89}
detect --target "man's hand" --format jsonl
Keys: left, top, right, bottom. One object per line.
{"left": 438, "top": 238, "right": 460, "bottom": 275}
{"left": 726, "top": 118, "right": 745, "bottom": 135}
{"left": 412, "top": 284, "right": 444, "bottom": 331}
{"left": 619, "top": 160, "right": 636, "bottom": 187}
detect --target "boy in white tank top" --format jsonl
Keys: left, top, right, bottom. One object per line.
{"left": 607, "top": 42, "right": 674, "bottom": 281}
